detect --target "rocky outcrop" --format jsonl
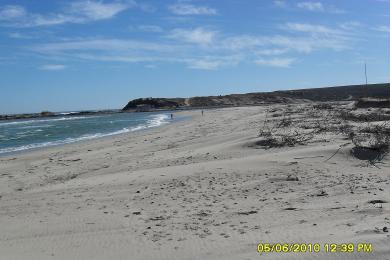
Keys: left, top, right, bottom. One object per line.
{"left": 122, "top": 98, "right": 186, "bottom": 111}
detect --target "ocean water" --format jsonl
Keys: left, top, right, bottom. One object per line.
{"left": 0, "top": 112, "right": 175, "bottom": 155}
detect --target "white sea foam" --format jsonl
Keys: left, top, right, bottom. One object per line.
{"left": 16, "top": 129, "right": 44, "bottom": 137}
{"left": 0, "top": 113, "right": 171, "bottom": 155}
{"left": 58, "top": 112, "right": 78, "bottom": 115}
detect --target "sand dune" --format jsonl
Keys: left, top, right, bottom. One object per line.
{"left": 0, "top": 104, "right": 389, "bottom": 260}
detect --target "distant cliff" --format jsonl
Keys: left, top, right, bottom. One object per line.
{"left": 122, "top": 83, "right": 390, "bottom": 110}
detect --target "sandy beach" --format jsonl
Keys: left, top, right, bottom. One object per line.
{"left": 0, "top": 105, "right": 389, "bottom": 260}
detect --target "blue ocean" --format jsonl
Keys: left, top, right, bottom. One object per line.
{"left": 0, "top": 112, "right": 174, "bottom": 155}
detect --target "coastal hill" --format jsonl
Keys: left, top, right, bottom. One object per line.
{"left": 122, "top": 83, "right": 390, "bottom": 110}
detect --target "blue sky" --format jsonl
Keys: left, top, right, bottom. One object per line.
{"left": 0, "top": 0, "right": 389, "bottom": 114}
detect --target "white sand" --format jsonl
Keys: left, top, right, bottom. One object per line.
{"left": 0, "top": 105, "right": 389, "bottom": 260}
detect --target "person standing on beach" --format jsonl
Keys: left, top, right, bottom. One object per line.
{"left": 201, "top": 110, "right": 204, "bottom": 116}
{"left": 170, "top": 113, "right": 173, "bottom": 119}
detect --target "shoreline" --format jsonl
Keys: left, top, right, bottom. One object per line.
{"left": 0, "top": 105, "right": 389, "bottom": 260}
{"left": 0, "top": 111, "right": 192, "bottom": 158}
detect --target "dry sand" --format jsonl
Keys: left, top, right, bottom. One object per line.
{"left": 0, "top": 105, "right": 389, "bottom": 260}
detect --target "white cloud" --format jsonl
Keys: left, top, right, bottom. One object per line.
{"left": 375, "top": 25, "right": 390, "bottom": 33}
{"left": 31, "top": 39, "right": 172, "bottom": 68}
{"left": 255, "top": 57, "right": 295, "bottom": 68}
{"left": 31, "top": 38, "right": 178, "bottom": 68}
{"left": 255, "top": 48, "right": 288, "bottom": 56}
{"left": 297, "top": 2, "right": 324, "bottom": 11}
{"left": 8, "top": 32, "right": 34, "bottom": 39}
{"left": 168, "top": 3, "right": 217, "bottom": 15}
{"left": 274, "top": 1, "right": 287, "bottom": 8}
{"left": 285, "top": 23, "right": 343, "bottom": 35}
{"left": 0, "top": 5, "right": 26, "bottom": 20}
{"left": 28, "top": 19, "right": 355, "bottom": 71}
{"left": 28, "top": 15, "right": 75, "bottom": 27}
{"left": 222, "top": 32, "right": 348, "bottom": 54}
{"left": 72, "top": 53, "right": 159, "bottom": 63}
{"left": 39, "top": 64, "right": 67, "bottom": 70}
{"left": 187, "top": 59, "right": 221, "bottom": 70}
{"left": 168, "top": 28, "right": 217, "bottom": 46}
{"left": 186, "top": 55, "right": 241, "bottom": 70}
{"left": 68, "top": 1, "right": 132, "bottom": 21}
{"left": 339, "top": 21, "right": 361, "bottom": 30}
{"left": 281, "top": 23, "right": 350, "bottom": 51}
{"left": 0, "top": 1, "right": 135, "bottom": 27}
{"left": 32, "top": 39, "right": 173, "bottom": 53}
{"left": 296, "top": 2, "right": 344, "bottom": 13}
{"left": 29, "top": 37, "right": 242, "bottom": 70}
